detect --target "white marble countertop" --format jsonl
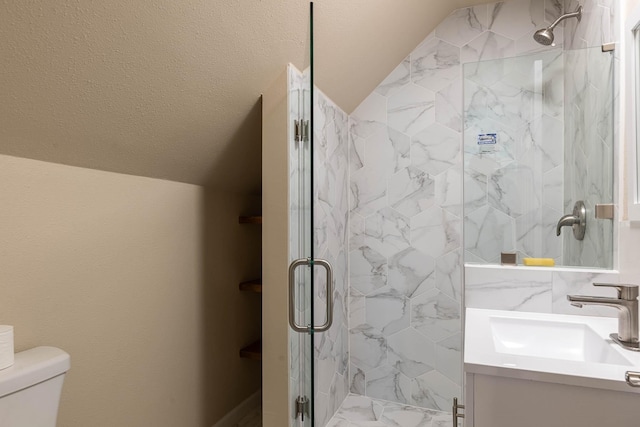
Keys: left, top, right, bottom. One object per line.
{"left": 464, "top": 308, "right": 640, "bottom": 394}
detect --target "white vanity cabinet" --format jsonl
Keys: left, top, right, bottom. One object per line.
{"left": 464, "top": 309, "right": 640, "bottom": 427}
{"left": 465, "top": 372, "right": 640, "bottom": 427}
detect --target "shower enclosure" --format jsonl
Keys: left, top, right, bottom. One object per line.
{"left": 263, "top": 2, "right": 616, "bottom": 427}
{"left": 279, "top": 4, "right": 464, "bottom": 426}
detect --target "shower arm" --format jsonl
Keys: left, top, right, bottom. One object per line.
{"left": 547, "top": 5, "right": 583, "bottom": 31}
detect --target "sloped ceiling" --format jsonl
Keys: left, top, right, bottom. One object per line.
{"left": 1, "top": 0, "right": 492, "bottom": 193}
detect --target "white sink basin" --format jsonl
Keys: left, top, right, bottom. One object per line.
{"left": 490, "top": 316, "right": 632, "bottom": 365}
{"left": 465, "top": 308, "right": 640, "bottom": 394}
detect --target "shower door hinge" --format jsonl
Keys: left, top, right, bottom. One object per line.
{"left": 295, "top": 395, "right": 309, "bottom": 421}
{"left": 453, "top": 397, "right": 465, "bottom": 426}
{"left": 595, "top": 203, "right": 615, "bottom": 219}
{"left": 293, "top": 120, "right": 309, "bottom": 143}
{"left": 294, "top": 119, "right": 301, "bottom": 142}
{"left": 301, "top": 120, "right": 309, "bottom": 142}
{"left": 602, "top": 42, "right": 615, "bottom": 52}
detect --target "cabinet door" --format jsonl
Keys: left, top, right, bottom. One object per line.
{"left": 472, "top": 374, "right": 640, "bottom": 427}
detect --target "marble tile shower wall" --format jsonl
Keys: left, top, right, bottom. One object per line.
{"left": 347, "top": 0, "right": 568, "bottom": 412}
{"left": 313, "top": 88, "right": 350, "bottom": 427}
{"left": 563, "top": 0, "right": 618, "bottom": 50}
{"left": 463, "top": 49, "right": 565, "bottom": 265}
{"left": 463, "top": 0, "right": 617, "bottom": 269}
{"left": 465, "top": 0, "right": 619, "bottom": 316}
{"left": 466, "top": 264, "right": 620, "bottom": 318}
{"left": 563, "top": 48, "right": 615, "bottom": 269}
{"left": 563, "top": 0, "right": 618, "bottom": 272}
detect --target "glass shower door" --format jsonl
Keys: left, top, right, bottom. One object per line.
{"left": 289, "top": 4, "right": 330, "bottom": 426}
{"left": 288, "top": 64, "right": 315, "bottom": 427}
{"left": 563, "top": 46, "right": 614, "bottom": 268}
{"left": 462, "top": 46, "right": 614, "bottom": 269}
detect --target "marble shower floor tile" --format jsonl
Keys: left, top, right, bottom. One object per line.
{"left": 326, "top": 394, "right": 453, "bottom": 427}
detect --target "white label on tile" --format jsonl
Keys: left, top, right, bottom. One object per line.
{"left": 478, "top": 133, "right": 497, "bottom": 153}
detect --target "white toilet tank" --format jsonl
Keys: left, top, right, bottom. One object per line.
{"left": 0, "top": 346, "right": 70, "bottom": 427}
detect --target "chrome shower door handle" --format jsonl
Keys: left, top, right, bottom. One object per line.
{"left": 289, "top": 258, "right": 311, "bottom": 333}
{"left": 288, "top": 258, "right": 334, "bottom": 333}
{"left": 313, "top": 259, "right": 334, "bottom": 333}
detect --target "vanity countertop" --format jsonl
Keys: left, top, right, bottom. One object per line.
{"left": 465, "top": 308, "right": 640, "bottom": 394}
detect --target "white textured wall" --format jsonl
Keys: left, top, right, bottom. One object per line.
{"left": 0, "top": 0, "right": 491, "bottom": 190}
{"left": 0, "top": 154, "right": 261, "bottom": 426}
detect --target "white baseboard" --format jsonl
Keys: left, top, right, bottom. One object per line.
{"left": 212, "top": 390, "right": 261, "bottom": 427}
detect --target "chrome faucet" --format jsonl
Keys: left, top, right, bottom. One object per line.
{"left": 567, "top": 283, "right": 640, "bottom": 351}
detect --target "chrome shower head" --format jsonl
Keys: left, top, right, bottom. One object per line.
{"left": 533, "top": 28, "right": 555, "bottom": 46}
{"left": 532, "top": 5, "right": 582, "bottom": 46}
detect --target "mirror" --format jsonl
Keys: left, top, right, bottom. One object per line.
{"left": 463, "top": 46, "right": 614, "bottom": 269}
